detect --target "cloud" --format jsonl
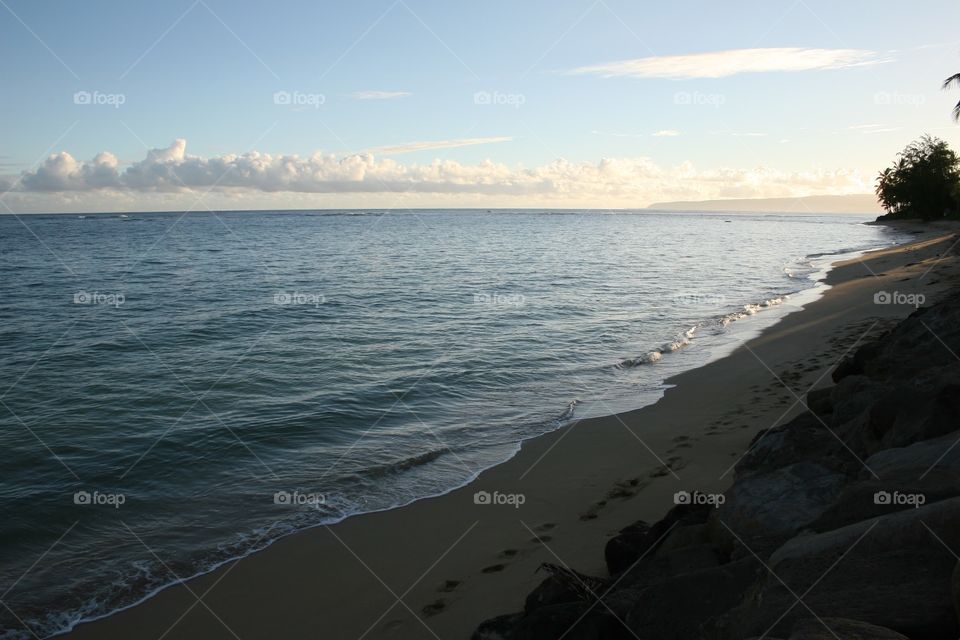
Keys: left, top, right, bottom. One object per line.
{"left": 365, "top": 136, "right": 513, "bottom": 155}
{"left": 6, "top": 139, "right": 872, "bottom": 212}
{"left": 568, "top": 47, "right": 890, "bottom": 79}
{"left": 349, "top": 90, "right": 412, "bottom": 100}
{"left": 652, "top": 130, "right": 681, "bottom": 137}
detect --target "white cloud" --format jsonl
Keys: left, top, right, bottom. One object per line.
{"left": 365, "top": 136, "right": 513, "bottom": 155}
{"left": 652, "top": 130, "right": 681, "bottom": 137}
{"left": 568, "top": 47, "right": 890, "bottom": 79}
{"left": 349, "top": 90, "right": 412, "bottom": 100}
{"left": 5, "top": 139, "right": 873, "bottom": 212}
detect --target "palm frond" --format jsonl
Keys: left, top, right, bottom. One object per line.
{"left": 943, "top": 73, "right": 960, "bottom": 91}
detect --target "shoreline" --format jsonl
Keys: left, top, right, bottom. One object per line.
{"left": 59, "top": 223, "right": 959, "bottom": 640}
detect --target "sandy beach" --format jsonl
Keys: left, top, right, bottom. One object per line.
{"left": 61, "top": 223, "right": 960, "bottom": 640}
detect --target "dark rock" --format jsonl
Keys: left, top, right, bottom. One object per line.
{"left": 656, "top": 523, "right": 711, "bottom": 554}
{"left": 719, "top": 461, "right": 847, "bottom": 538}
{"left": 605, "top": 502, "right": 712, "bottom": 574}
{"left": 735, "top": 412, "right": 852, "bottom": 479}
{"left": 788, "top": 617, "right": 908, "bottom": 639}
{"left": 866, "top": 428, "right": 960, "bottom": 477}
{"left": 625, "top": 557, "right": 762, "bottom": 640}
{"left": 806, "top": 387, "right": 833, "bottom": 419}
{"left": 619, "top": 543, "right": 724, "bottom": 590}
{"left": 837, "top": 364, "right": 960, "bottom": 456}
{"left": 828, "top": 375, "right": 883, "bottom": 427}
{"left": 512, "top": 603, "right": 625, "bottom": 640}
{"left": 725, "top": 497, "right": 960, "bottom": 639}
{"left": 524, "top": 576, "right": 581, "bottom": 613}
{"left": 604, "top": 521, "right": 652, "bottom": 575}
{"left": 473, "top": 604, "right": 628, "bottom": 640}
{"left": 952, "top": 561, "right": 960, "bottom": 623}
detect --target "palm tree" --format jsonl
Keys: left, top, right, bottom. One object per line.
{"left": 945, "top": 73, "right": 960, "bottom": 121}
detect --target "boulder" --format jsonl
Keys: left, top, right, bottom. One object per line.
{"left": 605, "top": 502, "right": 713, "bottom": 574}
{"left": 788, "top": 617, "right": 908, "bottom": 639}
{"left": 625, "top": 557, "right": 762, "bottom": 640}
{"left": 719, "top": 461, "right": 847, "bottom": 539}
{"left": 525, "top": 575, "right": 581, "bottom": 613}
{"left": 619, "top": 543, "right": 724, "bottom": 590}
{"left": 836, "top": 365, "right": 960, "bottom": 456}
{"left": 734, "top": 412, "right": 852, "bottom": 479}
{"left": 725, "top": 497, "right": 960, "bottom": 639}
{"left": 805, "top": 387, "right": 833, "bottom": 419}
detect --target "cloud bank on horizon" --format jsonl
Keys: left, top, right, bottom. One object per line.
{"left": 1, "top": 138, "right": 873, "bottom": 211}
{"left": 568, "top": 47, "right": 892, "bottom": 79}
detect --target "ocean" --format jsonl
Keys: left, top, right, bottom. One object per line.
{"left": 0, "top": 209, "right": 910, "bottom": 638}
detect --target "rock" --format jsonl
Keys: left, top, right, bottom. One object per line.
{"left": 524, "top": 576, "right": 581, "bottom": 613}
{"left": 726, "top": 497, "right": 960, "bottom": 639}
{"left": 619, "top": 543, "right": 724, "bottom": 590}
{"left": 828, "top": 375, "right": 883, "bottom": 427}
{"left": 605, "top": 502, "right": 713, "bottom": 574}
{"left": 604, "top": 521, "right": 652, "bottom": 575}
{"left": 788, "top": 617, "right": 908, "bottom": 639}
{"left": 808, "top": 475, "right": 958, "bottom": 532}
{"left": 625, "top": 557, "right": 762, "bottom": 640}
{"left": 837, "top": 364, "right": 960, "bottom": 456}
{"left": 866, "top": 428, "right": 960, "bottom": 477}
{"left": 735, "top": 413, "right": 852, "bottom": 479}
{"left": 952, "top": 562, "right": 960, "bottom": 624}
{"left": 832, "top": 294, "right": 960, "bottom": 384}
{"left": 656, "top": 523, "right": 711, "bottom": 554}
{"left": 719, "top": 461, "right": 847, "bottom": 539}
{"left": 805, "top": 387, "right": 833, "bottom": 419}
{"left": 510, "top": 603, "right": 626, "bottom": 640}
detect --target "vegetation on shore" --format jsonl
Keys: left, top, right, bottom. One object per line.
{"left": 874, "top": 71, "right": 960, "bottom": 222}
{"left": 875, "top": 135, "right": 960, "bottom": 221}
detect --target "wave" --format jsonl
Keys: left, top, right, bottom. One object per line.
{"left": 365, "top": 447, "right": 453, "bottom": 478}
{"left": 617, "top": 292, "right": 794, "bottom": 369}
{"left": 719, "top": 295, "right": 788, "bottom": 326}
{"left": 618, "top": 326, "right": 696, "bottom": 368}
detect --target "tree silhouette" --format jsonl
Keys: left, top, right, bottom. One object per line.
{"left": 876, "top": 135, "right": 960, "bottom": 220}
{"left": 945, "top": 73, "right": 960, "bottom": 121}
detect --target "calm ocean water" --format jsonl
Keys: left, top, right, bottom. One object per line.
{"left": 0, "top": 209, "right": 909, "bottom": 638}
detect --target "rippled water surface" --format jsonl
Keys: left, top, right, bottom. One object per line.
{"left": 0, "top": 209, "right": 908, "bottom": 637}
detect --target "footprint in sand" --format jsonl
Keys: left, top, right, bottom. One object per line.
{"left": 422, "top": 600, "right": 446, "bottom": 617}
{"left": 529, "top": 535, "right": 552, "bottom": 544}
{"left": 534, "top": 523, "right": 556, "bottom": 532}
{"left": 499, "top": 549, "right": 519, "bottom": 558}
{"left": 437, "top": 579, "right": 460, "bottom": 593}
{"left": 482, "top": 564, "right": 506, "bottom": 573}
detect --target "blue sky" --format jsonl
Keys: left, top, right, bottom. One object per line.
{"left": 2, "top": 0, "right": 960, "bottom": 212}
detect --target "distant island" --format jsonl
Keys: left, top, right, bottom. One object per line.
{"left": 647, "top": 194, "right": 882, "bottom": 214}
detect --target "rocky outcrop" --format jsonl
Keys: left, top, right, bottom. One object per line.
{"left": 473, "top": 290, "right": 960, "bottom": 640}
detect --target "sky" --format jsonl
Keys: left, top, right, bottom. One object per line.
{"left": 1, "top": 0, "right": 960, "bottom": 213}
